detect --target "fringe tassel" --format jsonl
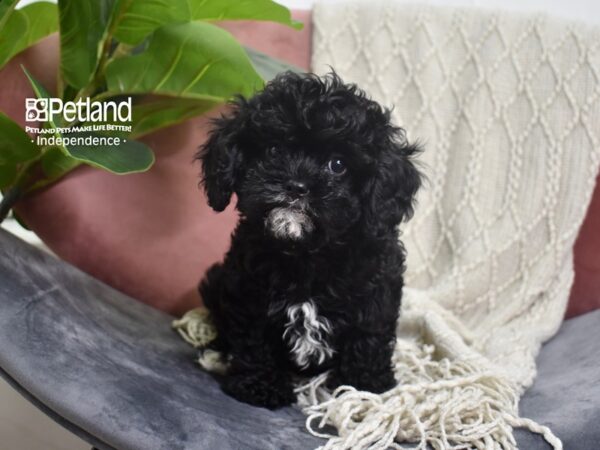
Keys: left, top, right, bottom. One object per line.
{"left": 172, "top": 307, "right": 216, "bottom": 348}
{"left": 296, "top": 340, "right": 562, "bottom": 450}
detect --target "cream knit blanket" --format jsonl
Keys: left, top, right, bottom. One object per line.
{"left": 174, "top": 3, "right": 600, "bottom": 449}
{"left": 302, "top": 2, "right": 600, "bottom": 448}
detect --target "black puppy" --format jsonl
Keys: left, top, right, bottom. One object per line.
{"left": 197, "top": 71, "right": 421, "bottom": 409}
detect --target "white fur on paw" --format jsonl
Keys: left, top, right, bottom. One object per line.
{"left": 198, "top": 349, "right": 230, "bottom": 375}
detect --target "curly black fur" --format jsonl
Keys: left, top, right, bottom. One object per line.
{"left": 197, "top": 71, "right": 422, "bottom": 409}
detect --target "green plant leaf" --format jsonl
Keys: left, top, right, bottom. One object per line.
{"left": 82, "top": 96, "right": 219, "bottom": 140}
{"left": 23, "top": 64, "right": 50, "bottom": 97}
{"left": 0, "top": 112, "right": 40, "bottom": 164}
{"left": 190, "top": 0, "right": 302, "bottom": 29}
{"left": 22, "top": 65, "right": 62, "bottom": 128}
{"left": 0, "top": 164, "right": 17, "bottom": 189}
{"left": 112, "top": 0, "right": 190, "bottom": 46}
{"left": 111, "top": 0, "right": 301, "bottom": 47}
{"left": 58, "top": 0, "right": 116, "bottom": 88}
{"left": 0, "top": 6, "right": 26, "bottom": 69}
{"left": 0, "top": 0, "right": 19, "bottom": 26}
{"left": 0, "top": 2, "right": 59, "bottom": 70}
{"left": 244, "top": 46, "right": 302, "bottom": 81}
{"left": 67, "top": 134, "right": 154, "bottom": 174}
{"left": 15, "top": 2, "right": 59, "bottom": 51}
{"left": 129, "top": 97, "right": 218, "bottom": 139}
{"left": 40, "top": 146, "right": 80, "bottom": 179}
{"left": 22, "top": 146, "right": 81, "bottom": 192}
{"left": 105, "top": 21, "right": 263, "bottom": 101}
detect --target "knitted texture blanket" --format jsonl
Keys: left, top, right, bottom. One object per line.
{"left": 305, "top": 2, "right": 600, "bottom": 448}
{"left": 174, "top": 3, "right": 600, "bottom": 449}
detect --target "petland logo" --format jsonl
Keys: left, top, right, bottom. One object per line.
{"left": 25, "top": 97, "right": 132, "bottom": 123}
{"left": 25, "top": 97, "right": 133, "bottom": 147}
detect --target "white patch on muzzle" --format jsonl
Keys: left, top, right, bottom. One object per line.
{"left": 266, "top": 207, "right": 314, "bottom": 240}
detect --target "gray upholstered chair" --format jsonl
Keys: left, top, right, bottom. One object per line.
{"left": 1, "top": 228, "right": 599, "bottom": 449}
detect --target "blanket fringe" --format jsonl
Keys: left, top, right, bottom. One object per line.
{"left": 296, "top": 340, "right": 562, "bottom": 450}
{"left": 172, "top": 307, "right": 216, "bottom": 348}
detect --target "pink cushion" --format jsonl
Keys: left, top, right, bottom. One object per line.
{"left": 219, "top": 13, "right": 312, "bottom": 69}
{"left": 6, "top": 12, "right": 312, "bottom": 316}
{"left": 567, "top": 173, "right": 600, "bottom": 317}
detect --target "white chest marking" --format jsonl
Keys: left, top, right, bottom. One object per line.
{"left": 283, "top": 301, "right": 335, "bottom": 369}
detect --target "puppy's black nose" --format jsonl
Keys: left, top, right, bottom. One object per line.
{"left": 285, "top": 180, "right": 309, "bottom": 197}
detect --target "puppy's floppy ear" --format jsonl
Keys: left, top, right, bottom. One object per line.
{"left": 198, "top": 113, "right": 244, "bottom": 212}
{"left": 363, "top": 130, "right": 422, "bottom": 236}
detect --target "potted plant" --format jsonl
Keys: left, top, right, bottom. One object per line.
{"left": 0, "top": 0, "right": 309, "bottom": 314}
{"left": 0, "top": 0, "right": 302, "bottom": 220}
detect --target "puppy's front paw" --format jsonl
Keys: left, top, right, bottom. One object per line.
{"left": 222, "top": 372, "right": 296, "bottom": 409}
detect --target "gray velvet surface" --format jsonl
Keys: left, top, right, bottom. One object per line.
{"left": 0, "top": 229, "right": 320, "bottom": 450}
{"left": 515, "top": 307, "right": 600, "bottom": 449}
{"left": 0, "top": 228, "right": 598, "bottom": 449}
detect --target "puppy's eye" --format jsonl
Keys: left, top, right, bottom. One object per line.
{"left": 327, "top": 158, "right": 346, "bottom": 175}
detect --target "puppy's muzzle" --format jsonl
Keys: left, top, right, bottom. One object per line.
{"left": 266, "top": 206, "right": 314, "bottom": 240}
